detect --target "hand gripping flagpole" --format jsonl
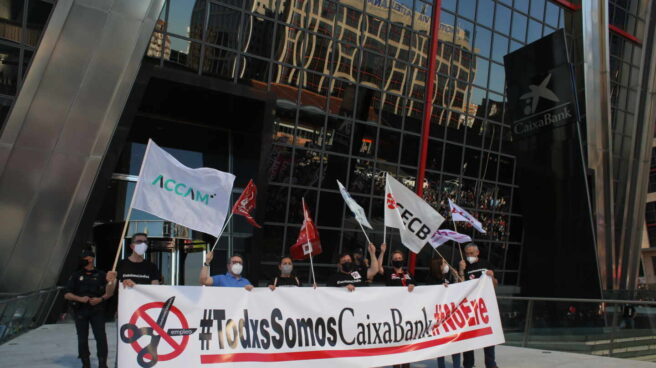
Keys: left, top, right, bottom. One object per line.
{"left": 432, "top": 247, "right": 464, "bottom": 282}
{"left": 303, "top": 198, "right": 318, "bottom": 288}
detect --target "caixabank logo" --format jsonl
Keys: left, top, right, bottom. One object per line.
{"left": 120, "top": 297, "right": 197, "bottom": 368}
{"left": 503, "top": 29, "right": 578, "bottom": 139}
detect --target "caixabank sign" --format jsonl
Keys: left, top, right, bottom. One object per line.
{"left": 504, "top": 29, "right": 579, "bottom": 138}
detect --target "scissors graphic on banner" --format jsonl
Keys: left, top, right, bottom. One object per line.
{"left": 120, "top": 297, "right": 196, "bottom": 368}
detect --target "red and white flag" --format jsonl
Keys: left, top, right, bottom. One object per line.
{"left": 231, "top": 179, "right": 261, "bottom": 228}
{"left": 449, "top": 199, "right": 486, "bottom": 234}
{"left": 429, "top": 229, "right": 472, "bottom": 249}
{"left": 290, "top": 199, "right": 322, "bottom": 260}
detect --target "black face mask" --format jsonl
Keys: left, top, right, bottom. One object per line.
{"left": 341, "top": 261, "right": 353, "bottom": 272}
{"left": 392, "top": 260, "right": 404, "bottom": 269}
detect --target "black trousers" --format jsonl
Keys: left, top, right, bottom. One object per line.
{"left": 73, "top": 307, "right": 108, "bottom": 360}
{"left": 463, "top": 346, "right": 496, "bottom": 368}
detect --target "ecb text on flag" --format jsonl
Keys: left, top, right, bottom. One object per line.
{"left": 118, "top": 277, "right": 504, "bottom": 368}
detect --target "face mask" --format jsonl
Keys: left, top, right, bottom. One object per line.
{"left": 441, "top": 265, "right": 450, "bottom": 274}
{"left": 231, "top": 263, "right": 243, "bottom": 275}
{"left": 467, "top": 256, "right": 478, "bottom": 264}
{"left": 341, "top": 262, "right": 353, "bottom": 272}
{"left": 134, "top": 242, "right": 148, "bottom": 256}
{"left": 281, "top": 264, "right": 293, "bottom": 275}
{"left": 392, "top": 260, "right": 404, "bottom": 269}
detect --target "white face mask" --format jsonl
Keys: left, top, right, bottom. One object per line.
{"left": 231, "top": 263, "right": 243, "bottom": 275}
{"left": 467, "top": 256, "right": 478, "bottom": 264}
{"left": 134, "top": 242, "right": 148, "bottom": 256}
{"left": 441, "top": 265, "right": 450, "bottom": 274}
{"left": 281, "top": 264, "right": 293, "bottom": 275}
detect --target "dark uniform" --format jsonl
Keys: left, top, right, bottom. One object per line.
{"left": 65, "top": 266, "right": 109, "bottom": 366}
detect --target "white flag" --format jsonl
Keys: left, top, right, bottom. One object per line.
{"left": 384, "top": 173, "right": 445, "bottom": 253}
{"left": 337, "top": 180, "right": 373, "bottom": 229}
{"left": 429, "top": 229, "right": 472, "bottom": 249}
{"left": 131, "top": 139, "right": 235, "bottom": 237}
{"left": 449, "top": 199, "right": 486, "bottom": 234}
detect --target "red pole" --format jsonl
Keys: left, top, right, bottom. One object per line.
{"left": 409, "top": 0, "right": 442, "bottom": 274}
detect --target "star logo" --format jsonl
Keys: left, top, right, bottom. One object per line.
{"left": 520, "top": 73, "right": 560, "bottom": 115}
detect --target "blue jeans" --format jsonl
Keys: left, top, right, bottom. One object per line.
{"left": 437, "top": 353, "right": 461, "bottom": 368}
{"left": 463, "top": 346, "right": 496, "bottom": 368}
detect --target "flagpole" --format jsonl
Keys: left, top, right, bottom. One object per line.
{"left": 303, "top": 198, "right": 317, "bottom": 287}
{"left": 210, "top": 212, "right": 234, "bottom": 253}
{"left": 432, "top": 247, "right": 463, "bottom": 282}
{"left": 452, "top": 216, "right": 465, "bottom": 261}
{"left": 358, "top": 222, "right": 371, "bottom": 245}
{"left": 112, "top": 207, "right": 133, "bottom": 272}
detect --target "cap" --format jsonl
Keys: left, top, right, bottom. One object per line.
{"left": 80, "top": 248, "right": 95, "bottom": 258}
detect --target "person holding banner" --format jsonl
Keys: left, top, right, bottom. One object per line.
{"left": 326, "top": 242, "right": 378, "bottom": 290}
{"left": 115, "top": 233, "right": 160, "bottom": 288}
{"left": 200, "top": 252, "right": 253, "bottom": 290}
{"left": 268, "top": 256, "right": 302, "bottom": 290}
{"left": 376, "top": 243, "right": 416, "bottom": 292}
{"left": 459, "top": 243, "right": 499, "bottom": 368}
{"left": 426, "top": 257, "right": 462, "bottom": 368}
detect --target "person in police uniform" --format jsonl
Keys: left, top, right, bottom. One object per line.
{"left": 64, "top": 248, "right": 116, "bottom": 368}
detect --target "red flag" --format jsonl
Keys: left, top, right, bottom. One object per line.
{"left": 231, "top": 179, "right": 262, "bottom": 228}
{"left": 290, "top": 199, "right": 322, "bottom": 260}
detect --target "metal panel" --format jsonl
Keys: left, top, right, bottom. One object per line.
{"left": 581, "top": 0, "right": 615, "bottom": 290}
{"left": 0, "top": 0, "right": 165, "bottom": 293}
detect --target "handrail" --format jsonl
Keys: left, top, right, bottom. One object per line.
{"left": 0, "top": 287, "right": 63, "bottom": 302}
{"left": 497, "top": 295, "right": 656, "bottom": 306}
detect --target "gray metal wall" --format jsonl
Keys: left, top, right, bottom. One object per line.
{"left": 0, "top": 0, "right": 164, "bottom": 293}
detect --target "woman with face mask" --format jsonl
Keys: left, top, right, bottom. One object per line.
{"left": 268, "top": 256, "right": 302, "bottom": 290}
{"left": 426, "top": 257, "right": 461, "bottom": 368}
{"left": 326, "top": 242, "right": 378, "bottom": 291}
{"left": 377, "top": 244, "right": 416, "bottom": 291}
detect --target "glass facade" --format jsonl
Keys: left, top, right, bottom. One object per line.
{"left": 0, "top": 0, "right": 52, "bottom": 127}
{"left": 3, "top": 0, "right": 653, "bottom": 292}
{"left": 123, "top": 0, "right": 577, "bottom": 287}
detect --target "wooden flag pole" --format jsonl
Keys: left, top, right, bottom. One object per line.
{"left": 112, "top": 207, "right": 134, "bottom": 272}
{"left": 452, "top": 216, "right": 465, "bottom": 261}
{"left": 302, "top": 198, "right": 317, "bottom": 287}
{"left": 210, "top": 212, "right": 234, "bottom": 253}
{"left": 432, "top": 247, "right": 464, "bottom": 282}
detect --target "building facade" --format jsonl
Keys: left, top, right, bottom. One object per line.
{"left": 0, "top": 0, "right": 653, "bottom": 299}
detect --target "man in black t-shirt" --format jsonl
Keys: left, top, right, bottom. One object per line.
{"left": 113, "top": 233, "right": 161, "bottom": 288}
{"left": 458, "top": 243, "right": 498, "bottom": 368}
{"left": 326, "top": 243, "right": 378, "bottom": 291}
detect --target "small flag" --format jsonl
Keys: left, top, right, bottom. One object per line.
{"left": 448, "top": 199, "right": 486, "bottom": 234}
{"left": 337, "top": 180, "right": 372, "bottom": 229}
{"left": 231, "top": 179, "right": 261, "bottom": 228}
{"left": 429, "top": 229, "right": 472, "bottom": 249}
{"left": 290, "top": 199, "right": 322, "bottom": 260}
{"left": 384, "top": 173, "right": 445, "bottom": 253}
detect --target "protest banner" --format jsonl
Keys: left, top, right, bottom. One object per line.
{"left": 118, "top": 276, "right": 504, "bottom": 368}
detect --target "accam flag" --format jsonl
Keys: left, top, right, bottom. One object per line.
{"left": 232, "top": 179, "right": 261, "bottom": 228}
{"left": 337, "top": 180, "right": 373, "bottom": 229}
{"left": 290, "top": 199, "right": 322, "bottom": 260}
{"left": 448, "top": 199, "right": 486, "bottom": 234}
{"left": 429, "top": 229, "right": 473, "bottom": 249}
{"left": 384, "top": 173, "right": 445, "bottom": 253}
{"left": 131, "top": 139, "right": 235, "bottom": 237}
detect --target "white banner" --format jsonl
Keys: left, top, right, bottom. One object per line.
{"left": 132, "top": 139, "right": 235, "bottom": 237}
{"left": 385, "top": 173, "right": 445, "bottom": 253}
{"left": 118, "top": 277, "right": 504, "bottom": 368}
